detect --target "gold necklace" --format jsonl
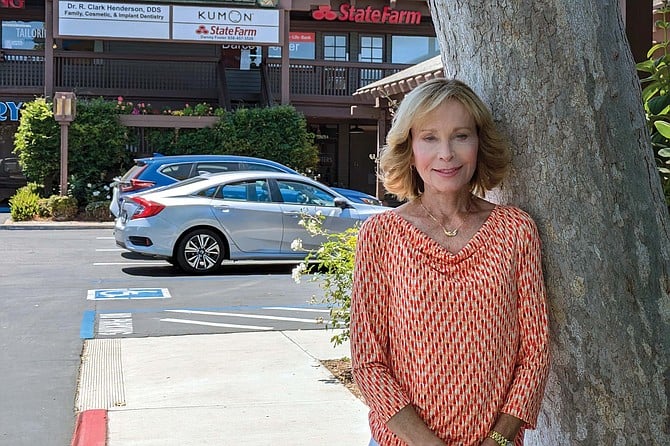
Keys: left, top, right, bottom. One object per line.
{"left": 418, "top": 196, "right": 472, "bottom": 238}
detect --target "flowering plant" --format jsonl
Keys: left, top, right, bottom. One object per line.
{"left": 115, "top": 96, "right": 153, "bottom": 115}
{"left": 291, "top": 211, "right": 359, "bottom": 346}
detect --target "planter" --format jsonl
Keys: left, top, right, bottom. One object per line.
{"left": 118, "top": 115, "right": 220, "bottom": 129}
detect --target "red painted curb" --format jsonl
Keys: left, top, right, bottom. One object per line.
{"left": 71, "top": 409, "right": 107, "bottom": 446}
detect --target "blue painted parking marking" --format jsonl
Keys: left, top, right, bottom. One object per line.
{"left": 87, "top": 288, "right": 171, "bottom": 300}
{"left": 80, "top": 310, "right": 96, "bottom": 339}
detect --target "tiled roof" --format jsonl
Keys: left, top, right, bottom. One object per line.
{"left": 352, "top": 55, "right": 444, "bottom": 101}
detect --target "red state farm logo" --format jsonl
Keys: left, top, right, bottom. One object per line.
{"left": 311, "top": 5, "right": 338, "bottom": 20}
{"left": 196, "top": 25, "right": 209, "bottom": 35}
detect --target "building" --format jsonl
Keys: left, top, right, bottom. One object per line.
{"left": 0, "top": 0, "right": 435, "bottom": 198}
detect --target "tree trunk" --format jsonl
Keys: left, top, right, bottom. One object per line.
{"left": 428, "top": 1, "right": 670, "bottom": 443}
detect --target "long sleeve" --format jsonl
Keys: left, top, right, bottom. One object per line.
{"left": 501, "top": 217, "right": 550, "bottom": 428}
{"left": 350, "top": 216, "right": 412, "bottom": 423}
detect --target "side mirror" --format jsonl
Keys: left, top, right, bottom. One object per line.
{"left": 334, "top": 197, "right": 352, "bottom": 209}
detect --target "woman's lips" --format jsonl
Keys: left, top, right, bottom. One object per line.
{"left": 434, "top": 166, "right": 461, "bottom": 176}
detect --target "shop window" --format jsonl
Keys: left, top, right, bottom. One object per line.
{"left": 358, "top": 35, "right": 383, "bottom": 63}
{"left": 1, "top": 20, "right": 44, "bottom": 53}
{"left": 323, "top": 34, "right": 348, "bottom": 61}
{"left": 391, "top": 35, "right": 439, "bottom": 64}
{"left": 359, "top": 35, "right": 384, "bottom": 88}
{"left": 268, "top": 32, "right": 315, "bottom": 59}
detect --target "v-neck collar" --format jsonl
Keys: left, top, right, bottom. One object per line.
{"left": 388, "top": 205, "right": 500, "bottom": 264}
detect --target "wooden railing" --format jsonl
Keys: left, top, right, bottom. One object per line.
{"left": 0, "top": 49, "right": 45, "bottom": 92}
{"left": 266, "top": 58, "right": 408, "bottom": 97}
{"left": 0, "top": 49, "right": 409, "bottom": 103}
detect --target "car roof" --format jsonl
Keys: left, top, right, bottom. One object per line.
{"left": 136, "top": 154, "right": 298, "bottom": 172}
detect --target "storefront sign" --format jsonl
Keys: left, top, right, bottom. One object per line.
{"left": 56, "top": 1, "right": 280, "bottom": 44}
{"left": 1, "top": 21, "right": 46, "bottom": 50}
{"left": 58, "top": 1, "right": 170, "bottom": 39}
{"left": 0, "top": 102, "right": 23, "bottom": 122}
{"left": 172, "top": 6, "right": 279, "bottom": 44}
{"left": 312, "top": 4, "right": 421, "bottom": 25}
{"left": 1, "top": 0, "right": 25, "bottom": 8}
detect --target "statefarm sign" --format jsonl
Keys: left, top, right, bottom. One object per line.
{"left": 1, "top": 0, "right": 25, "bottom": 7}
{"left": 311, "top": 4, "right": 421, "bottom": 25}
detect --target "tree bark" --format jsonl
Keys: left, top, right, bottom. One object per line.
{"left": 428, "top": 1, "right": 670, "bottom": 443}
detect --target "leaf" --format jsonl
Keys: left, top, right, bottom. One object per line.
{"left": 659, "top": 148, "right": 670, "bottom": 158}
{"left": 637, "top": 60, "right": 656, "bottom": 73}
{"left": 648, "top": 42, "right": 668, "bottom": 58}
{"left": 649, "top": 95, "right": 670, "bottom": 115}
{"left": 654, "top": 120, "right": 670, "bottom": 139}
{"left": 643, "top": 83, "right": 661, "bottom": 102}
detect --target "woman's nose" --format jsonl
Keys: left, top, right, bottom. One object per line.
{"left": 437, "top": 141, "right": 454, "bottom": 160}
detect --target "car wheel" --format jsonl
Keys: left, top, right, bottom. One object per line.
{"left": 176, "top": 229, "right": 225, "bottom": 274}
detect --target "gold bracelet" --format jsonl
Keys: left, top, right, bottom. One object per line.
{"left": 488, "top": 430, "right": 512, "bottom": 446}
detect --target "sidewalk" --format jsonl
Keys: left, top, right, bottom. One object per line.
{"left": 0, "top": 213, "right": 115, "bottom": 230}
{"left": 74, "top": 329, "right": 371, "bottom": 446}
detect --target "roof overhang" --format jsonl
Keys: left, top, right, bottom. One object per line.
{"left": 352, "top": 55, "right": 444, "bottom": 102}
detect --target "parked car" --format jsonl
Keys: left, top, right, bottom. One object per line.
{"left": 109, "top": 154, "right": 382, "bottom": 217}
{"left": 114, "top": 171, "right": 390, "bottom": 274}
{"left": 0, "top": 157, "right": 27, "bottom": 202}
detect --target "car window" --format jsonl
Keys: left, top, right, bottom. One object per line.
{"left": 215, "top": 179, "right": 271, "bottom": 202}
{"left": 121, "top": 164, "right": 146, "bottom": 181}
{"left": 194, "top": 162, "right": 237, "bottom": 176}
{"left": 276, "top": 180, "right": 336, "bottom": 206}
{"left": 240, "top": 162, "right": 285, "bottom": 172}
{"left": 195, "top": 186, "right": 218, "bottom": 198}
{"left": 160, "top": 163, "right": 193, "bottom": 180}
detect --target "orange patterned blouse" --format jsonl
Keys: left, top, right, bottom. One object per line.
{"left": 350, "top": 205, "right": 550, "bottom": 446}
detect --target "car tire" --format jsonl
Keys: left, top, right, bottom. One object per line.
{"left": 176, "top": 228, "right": 225, "bottom": 274}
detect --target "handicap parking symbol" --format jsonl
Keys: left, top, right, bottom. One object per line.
{"left": 87, "top": 288, "right": 171, "bottom": 300}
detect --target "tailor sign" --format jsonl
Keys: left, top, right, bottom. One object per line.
{"left": 311, "top": 4, "right": 421, "bottom": 25}
{"left": 0, "top": 102, "right": 23, "bottom": 122}
{"left": 172, "top": 6, "right": 279, "bottom": 43}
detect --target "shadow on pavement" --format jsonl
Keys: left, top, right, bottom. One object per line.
{"left": 121, "top": 262, "right": 297, "bottom": 277}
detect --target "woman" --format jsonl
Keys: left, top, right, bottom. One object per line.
{"left": 350, "top": 78, "right": 550, "bottom": 446}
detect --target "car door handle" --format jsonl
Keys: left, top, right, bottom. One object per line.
{"left": 283, "top": 211, "right": 302, "bottom": 217}
{"left": 213, "top": 205, "right": 230, "bottom": 212}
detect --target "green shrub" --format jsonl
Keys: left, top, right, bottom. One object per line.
{"left": 14, "top": 97, "right": 131, "bottom": 201}
{"left": 46, "top": 195, "right": 78, "bottom": 220}
{"left": 9, "top": 184, "right": 41, "bottom": 221}
{"left": 85, "top": 200, "right": 112, "bottom": 221}
{"left": 292, "top": 212, "right": 358, "bottom": 347}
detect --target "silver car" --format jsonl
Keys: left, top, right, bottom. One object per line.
{"left": 115, "top": 171, "right": 390, "bottom": 274}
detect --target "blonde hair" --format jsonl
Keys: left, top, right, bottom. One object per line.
{"left": 379, "top": 78, "right": 511, "bottom": 201}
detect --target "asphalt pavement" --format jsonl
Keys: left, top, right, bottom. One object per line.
{"left": 1, "top": 212, "right": 372, "bottom": 445}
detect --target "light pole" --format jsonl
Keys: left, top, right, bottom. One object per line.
{"left": 53, "top": 92, "right": 76, "bottom": 196}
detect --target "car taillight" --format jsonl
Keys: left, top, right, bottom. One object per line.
{"left": 120, "top": 178, "right": 155, "bottom": 193}
{"left": 130, "top": 197, "right": 165, "bottom": 219}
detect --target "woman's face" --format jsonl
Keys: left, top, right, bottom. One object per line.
{"left": 411, "top": 99, "right": 479, "bottom": 196}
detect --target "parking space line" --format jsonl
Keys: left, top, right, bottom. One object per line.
{"left": 93, "top": 262, "right": 167, "bottom": 266}
{"left": 164, "top": 309, "right": 326, "bottom": 324}
{"left": 262, "top": 307, "right": 330, "bottom": 313}
{"left": 160, "top": 318, "right": 272, "bottom": 330}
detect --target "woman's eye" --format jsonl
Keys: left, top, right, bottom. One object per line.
{"left": 455, "top": 133, "right": 469, "bottom": 140}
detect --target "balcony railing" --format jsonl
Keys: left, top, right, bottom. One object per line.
{"left": 0, "top": 49, "right": 409, "bottom": 103}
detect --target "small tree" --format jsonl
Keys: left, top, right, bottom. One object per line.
{"left": 292, "top": 213, "right": 358, "bottom": 346}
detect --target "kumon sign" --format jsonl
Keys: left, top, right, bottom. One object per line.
{"left": 311, "top": 4, "right": 421, "bottom": 25}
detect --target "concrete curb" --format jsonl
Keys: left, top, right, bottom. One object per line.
{"left": 0, "top": 217, "right": 114, "bottom": 230}
{"left": 71, "top": 409, "right": 107, "bottom": 446}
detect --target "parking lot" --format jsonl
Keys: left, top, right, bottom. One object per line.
{"left": 0, "top": 220, "right": 329, "bottom": 445}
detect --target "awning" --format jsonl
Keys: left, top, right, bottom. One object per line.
{"left": 352, "top": 55, "right": 444, "bottom": 102}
